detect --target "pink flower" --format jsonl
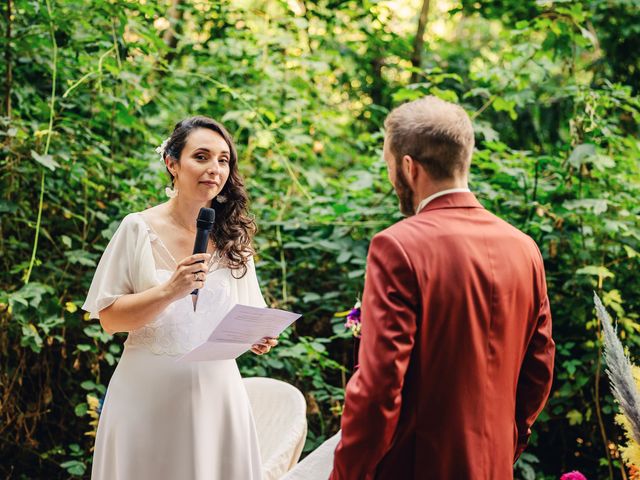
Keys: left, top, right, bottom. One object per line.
{"left": 560, "top": 471, "right": 587, "bottom": 480}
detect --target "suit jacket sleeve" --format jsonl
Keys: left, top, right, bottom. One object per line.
{"left": 514, "top": 246, "right": 555, "bottom": 461}
{"left": 331, "top": 231, "right": 418, "bottom": 480}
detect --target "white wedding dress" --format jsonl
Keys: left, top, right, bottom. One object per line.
{"left": 82, "top": 212, "right": 266, "bottom": 480}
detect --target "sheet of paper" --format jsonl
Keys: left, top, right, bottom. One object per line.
{"left": 179, "top": 304, "right": 301, "bottom": 362}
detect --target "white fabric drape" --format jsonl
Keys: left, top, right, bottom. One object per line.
{"left": 282, "top": 431, "right": 341, "bottom": 480}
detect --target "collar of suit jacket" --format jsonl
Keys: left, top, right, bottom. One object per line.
{"left": 415, "top": 188, "right": 472, "bottom": 213}
{"left": 416, "top": 190, "right": 483, "bottom": 214}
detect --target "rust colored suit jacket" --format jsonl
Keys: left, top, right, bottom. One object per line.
{"left": 330, "top": 192, "right": 554, "bottom": 480}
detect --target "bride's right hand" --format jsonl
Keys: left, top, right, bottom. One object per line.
{"left": 163, "top": 253, "right": 212, "bottom": 301}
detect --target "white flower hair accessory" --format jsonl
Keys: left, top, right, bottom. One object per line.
{"left": 155, "top": 137, "right": 171, "bottom": 160}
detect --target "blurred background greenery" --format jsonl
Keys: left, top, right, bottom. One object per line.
{"left": 1, "top": 0, "right": 639, "bottom": 478}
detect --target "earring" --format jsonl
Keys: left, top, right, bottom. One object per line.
{"left": 215, "top": 194, "right": 228, "bottom": 204}
{"left": 165, "top": 186, "right": 179, "bottom": 199}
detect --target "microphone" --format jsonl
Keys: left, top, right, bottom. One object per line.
{"left": 191, "top": 207, "right": 216, "bottom": 299}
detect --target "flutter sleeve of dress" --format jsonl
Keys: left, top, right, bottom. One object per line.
{"left": 81, "top": 213, "right": 156, "bottom": 320}
{"left": 233, "top": 256, "right": 267, "bottom": 309}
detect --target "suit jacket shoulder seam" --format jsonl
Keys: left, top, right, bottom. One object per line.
{"left": 379, "top": 229, "right": 417, "bottom": 280}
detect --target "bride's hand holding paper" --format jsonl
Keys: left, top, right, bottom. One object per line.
{"left": 251, "top": 336, "right": 279, "bottom": 355}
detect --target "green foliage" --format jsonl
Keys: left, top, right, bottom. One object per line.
{"left": 0, "top": 0, "right": 638, "bottom": 478}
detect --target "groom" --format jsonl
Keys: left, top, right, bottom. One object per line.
{"left": 330, "top": 97, "right": 554, "bottom": 479}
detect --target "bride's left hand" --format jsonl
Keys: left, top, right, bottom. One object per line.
{"left": 251, "top": 337, "right": 278, "bottom": 355}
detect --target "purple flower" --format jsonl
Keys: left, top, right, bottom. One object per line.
{"left": 344, "top": 306, "right": 361, "bottom": 338}
{"left": 560, "top": 471, "right": 587, "bottom": 480}
{"left": 346, "top": 308, "right": 360, "bottom": 323}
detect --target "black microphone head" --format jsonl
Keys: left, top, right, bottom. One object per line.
{"left": 196, "top": 207, "right": 215, "bottom": 230}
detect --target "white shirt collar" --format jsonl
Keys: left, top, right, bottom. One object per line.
{"left": 415, "top": 188, "right": 471, "bottom": 214}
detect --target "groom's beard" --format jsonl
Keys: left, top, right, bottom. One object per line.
{"left": 394, "top": 167, "right": 415, "bottom": 217}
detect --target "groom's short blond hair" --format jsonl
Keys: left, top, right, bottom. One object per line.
{"left": 384, "top": 96, "right": 474, "bottom": 180}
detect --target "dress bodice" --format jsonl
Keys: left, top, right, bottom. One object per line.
{"left": 125, "top": 220, "right": 234, "bottom": 356}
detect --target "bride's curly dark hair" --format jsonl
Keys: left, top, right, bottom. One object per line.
{"left": 160, "top": 116, "right": 256, "bottom": 278}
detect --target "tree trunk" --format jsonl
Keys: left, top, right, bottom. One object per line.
{"left": 163, "top": 0, "right": 184, "bottom": 64}
{"left": 4, "top": 0, "right": 12, "bottom": 117}
{"left": 410, "top": 0, "right": 431, "bottom": 84}
{"left": 370, "top": 57, "right": 384, "bottom": 107}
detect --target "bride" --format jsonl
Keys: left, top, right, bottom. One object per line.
{"left": 82, "top": 116, "right": 277, "bottom": 480}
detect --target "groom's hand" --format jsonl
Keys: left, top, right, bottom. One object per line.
{"left": 251, "top": 336, "right": 278, "bottom": 355}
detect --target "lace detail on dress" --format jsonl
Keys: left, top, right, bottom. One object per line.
{"left": 125, "top": 269, "right": 233, "bottom": 355}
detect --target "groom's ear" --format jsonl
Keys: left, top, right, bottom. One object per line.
{"left": 402, "top": 154, "right": 421, "bottom": 182}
